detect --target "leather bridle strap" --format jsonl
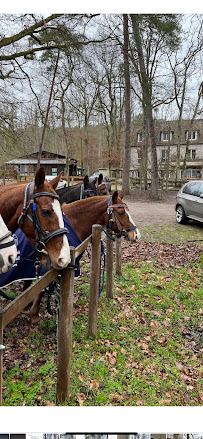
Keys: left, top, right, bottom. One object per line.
{"left": 18, "top": 181, "right": 69, "bottom": 251}
{"left": 106, "top": 197, "right": 137, "bottom": 236}
{"left": 0, "top": 231, "right": 15, "bottom": 250}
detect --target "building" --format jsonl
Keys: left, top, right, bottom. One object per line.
{"left": 130, "top": 119, "right": 203, "bottom": 183}
{"left": 4, "top": 151, "right": 83, "bottom": 178}
{"left": 4, "top": 150, "right": 66, "bottom": 177}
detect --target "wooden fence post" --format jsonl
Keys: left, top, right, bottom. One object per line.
{"left": 56, "top": 247, "right": 75, "bottom": 404}
{"left": 106, "top": 235, "right": 114, "bottom": 298}
{"left": 88, "top": 224, "right": 102, "bottom": 337}
{"left": 0, "top": 307, "right": 4, "bottom": 406}
{"left": 115, "top": 237, "right": 122, "bottom": 275}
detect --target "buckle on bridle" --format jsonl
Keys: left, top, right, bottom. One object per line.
{"left": 36, "top": 240, "right": 46, "bottom": 252}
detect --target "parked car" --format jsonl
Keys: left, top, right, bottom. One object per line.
{"left": 90, "top": 173, "right": 112, "bottom": 192}
{"left": 46, "top": 175, "right": 67, "bottom": 190}
{"left": 175, "top": 180, "right": 203, "bottom": 224}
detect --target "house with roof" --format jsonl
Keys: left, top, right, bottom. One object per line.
{"left": 130, "top": 119, "right": 203, "bottom": 182}
{"left": 4, "top": 151, "right": 82, "bottom": 178}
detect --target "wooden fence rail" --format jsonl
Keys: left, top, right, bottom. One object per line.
{"left": 0, "top": 225, "right": 121, "bottom": 405}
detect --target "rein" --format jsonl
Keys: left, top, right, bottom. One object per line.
{"left": 17, "top": 181, "right": 69, "bottom": 274}
{"left": 0, "top": 231, "right": 15, "bottom": 250}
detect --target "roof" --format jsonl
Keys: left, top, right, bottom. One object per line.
{"left": 5, "top": 159, "right": 66, "bottom": 165}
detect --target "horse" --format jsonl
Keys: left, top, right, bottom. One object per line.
{"left": 89, "top": 173, "right": 110, "bottom": 196}
{"left": 56, "top": 175, "right": 98, "bottom": 204}
{"left": 29, "top": 190, "right": 141, "bottom": 320}
{"left": 0, "top": 167, "right": 71, "bottom": 271}
{"left": 0, "top": 214, "right": 17, "bottom": 275}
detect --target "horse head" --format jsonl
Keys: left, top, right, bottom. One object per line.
{"left": 83, "top": 175, "right": 98, "bottom": 197}
{"left": 20, "top": 168, "right": 71, "bottom": 270}
{"left": 0, "top": 215, "right": 17, "bottom": 274}
{"left": 105, "top": 190, "right": 141, "bottom": 242}
{"left": 97, "top": 174, "right": 110, "bottom": 195}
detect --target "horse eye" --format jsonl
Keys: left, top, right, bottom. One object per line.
{"left": 41, "top": 208, "right": 51, "bottom": 217}
{"left": 117, "top": 210, "right": 124, "bottom": 216}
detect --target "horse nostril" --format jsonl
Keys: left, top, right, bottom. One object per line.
{"left": 8, "top": 254, "right": 16, "bottom": 266}
{"left": 58, "top": 257, "right": 66, "bottom": 268}
{"left": 8, "top": 255, "right": 13, "bottom": 265}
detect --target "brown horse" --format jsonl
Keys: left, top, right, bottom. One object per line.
{"left": 0, "top": 168, "right": 71, "bottom": 270}
{"left": 62, "top": 190, "right": 140, "bottom": 242}
{"left": 30, "top": 190, "right": 140, "bottom": 321}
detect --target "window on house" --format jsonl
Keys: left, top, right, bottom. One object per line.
{"left": 137, "top": 133, "right": 143, "bottom": 142}
{"left": 52, "top": 167, "right": 57, "bottom": 175}
{"left": 185, "top": 131, "right": 198, "bottom": 140}
{"left": 137, "top": 150, "right": 142, "bottom": 162}
{"left": 160, "top": 131, "right": 174, "bottom": 141}
{"left": 186, "top": 149, "right": 196, "bottom": 160}
{"left": 161, "top": 150, "right": 167, "bottom": 162}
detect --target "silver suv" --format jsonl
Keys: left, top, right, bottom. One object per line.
{"left": 175, "top": 180, "right": 203, "bottom": 224}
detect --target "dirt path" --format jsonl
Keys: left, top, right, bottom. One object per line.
{"left": 125, "top": 190, "right": 176, "bottom": 226}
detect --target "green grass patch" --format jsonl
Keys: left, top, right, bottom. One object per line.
{"left": 2, "top": 259, "right": 202, "bottom": 406}
{"left": 141, "top": 222, "right": 203, "bottom": 244}
{"left": 2, "top": 223, "right": 203, "bottom": 406}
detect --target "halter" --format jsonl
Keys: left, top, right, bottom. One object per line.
{"left": 0, "top": 231, "right": 15, "bottom": 250}
{"left": 106, "top": 195, "right": 137, "bottom": 239}
{"left": 80, "top": 183, "right": 97, "bottom": 199}
{"left": 18, "top": 180, "right": 69, "bottom": 256}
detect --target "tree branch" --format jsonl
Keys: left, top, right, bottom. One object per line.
{"left": 0, "top": 14, "right": 62, "bottom": 49}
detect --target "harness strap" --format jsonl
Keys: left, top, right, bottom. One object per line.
{"left": 80, "top": 184, "right": 84, "bottom": 200}
{"left": 0, "top": 231, "right": 16, "bottom": 250}
{"left": 0, "top": 231, "right": 12, "bottom": 242}
{"left": 106, "top": 196, "right": 137, "bottom": 237}
{"left": 0, "top": 239, "right": 16, "bottom": 250}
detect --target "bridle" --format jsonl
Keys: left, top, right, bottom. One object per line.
{"left": 18, "top": 180, "right": 69, "bottom": 255}
{"left": 80, "top": 183, "right": 97, "bottom": 199}
{"left": 0, "top": 231, "right": 15, "bottom": 250}
{"left": 106, "top": 196, "right": 137, "bottom": 239}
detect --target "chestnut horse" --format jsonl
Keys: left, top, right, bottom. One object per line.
{"left": 0, "top": 168, "right": 71, "bottom": 270}
{"left": 30, "top": 190, "right": 140, "bottom": 320}
{"left": 0, "top": 214, "right": 17, "bottom": 275}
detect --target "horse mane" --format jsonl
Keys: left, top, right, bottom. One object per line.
{"left": 62, "top": 194, "right": 107, "bottom": 209}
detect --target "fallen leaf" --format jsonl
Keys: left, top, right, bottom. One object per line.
{"left": 106, "top": 352, "right": 117, "bottom": 365}
{"left": 90, "top": 379, "right": 99, "bottom": 390}
{"left": 77, "top": 393, "right": 86, "bottom": 406}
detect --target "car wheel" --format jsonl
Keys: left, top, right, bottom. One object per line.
{"left": 176, "top": 205, "right": 189, "bottom": 224}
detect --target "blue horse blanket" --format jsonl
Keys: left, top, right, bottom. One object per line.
{"left": 0, "top": 215, "right": 81, "bottom": 287}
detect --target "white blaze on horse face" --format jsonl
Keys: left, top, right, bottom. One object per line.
{"left": 126, "top": 210, "right": 141, "bottom": 241}
{"left": 0, "top": 215, "right": 17, "bottom": 274}
{"left": 52, "top": 199, "right": 71, "bottom": 268}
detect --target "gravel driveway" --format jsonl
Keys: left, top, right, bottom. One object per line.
{"left": 125, "top": 190, "right": 176, "bottom": 226}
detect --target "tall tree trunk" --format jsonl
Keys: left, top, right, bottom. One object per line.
{"left": 37, "top": 50, "right": 60, "bottom": 169}
{"left": 122, "top": 14, "right": 131, "bottom": 193}
{"left": 130, "top": 15, "right": 159, "bottom": 199}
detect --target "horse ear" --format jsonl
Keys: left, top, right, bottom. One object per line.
{"left": 119, "top": 189, "right": 127, "bottom": 199}
{"left": 111, "top": 190, "right": 118, "bottom": 204}
{"left": 98, "top": 173, "right": 103, "bottom": 184}
{"left": 35, "top": 167, "right": 45, "bottom": 188}
{"left": 84, "top": 175, "right": 89, "bottom": 187}
{"left": 49, "top": 172, "right": 62, "bottom": 190}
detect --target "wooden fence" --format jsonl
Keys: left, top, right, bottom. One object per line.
{"left": 0, "top": 225, "right": 121, "bottom": 405}
{"left": 15, "top": 174, "right": 119, "bottom": 190}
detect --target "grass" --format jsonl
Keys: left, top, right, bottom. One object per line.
{"left": 140, "top": 222, "right": 203, "bottom": 244}
{"left": 2, "top": 222, "right": 203, "bottom": 406}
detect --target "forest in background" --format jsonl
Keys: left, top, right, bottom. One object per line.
{"left": 0, "top": 13, "right": 202, "bottom": 197}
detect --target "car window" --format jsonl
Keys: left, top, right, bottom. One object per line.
{"left": 183, "top": 182, "right": 201, "bottom": 196}
{"left": 199, "top": 183, "right": 203, "bottom": 195}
